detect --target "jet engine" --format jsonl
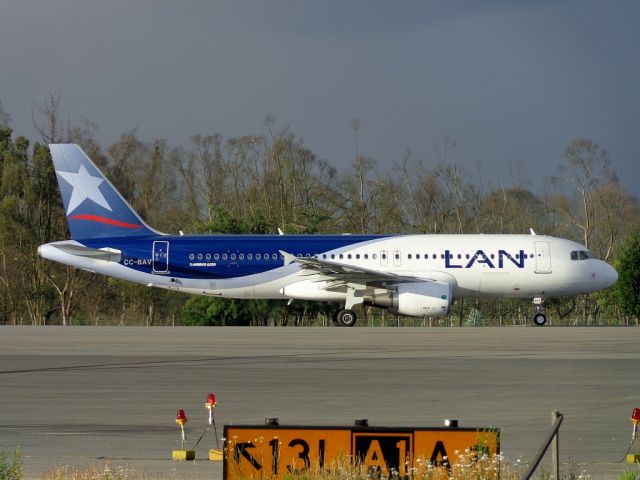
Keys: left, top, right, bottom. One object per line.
{"left": 370, "top": 281, "right": 452, "bottom": 317}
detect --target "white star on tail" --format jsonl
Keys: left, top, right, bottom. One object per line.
{"left": 57, "top": 165, "right": 112, "bottom": 215}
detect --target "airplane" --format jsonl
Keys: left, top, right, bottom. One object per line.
{"left": 38, "top": 144, "right": 618, "bottom": 327}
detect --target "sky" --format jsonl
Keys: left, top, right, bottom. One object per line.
{"left": 1, "top": 0, "right": 639, "bottom": 195}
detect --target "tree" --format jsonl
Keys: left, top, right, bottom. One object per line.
{"left": 0, "top": 99, "right": 11, "bottom": 127}
{"left": 559, "top": 138, "right": 615, "bottom": 251}
{"left": 32, "top": 93, "right": 65, "bottom": 143}
{"left": 614, "top": 233, "right": 640, "bottom": 324}
{"left": 180, "top": 296, "right": 250, "bottom": 326}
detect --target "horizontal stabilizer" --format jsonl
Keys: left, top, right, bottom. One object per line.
{"left": 44, "top": 242, "right": 122, "bottom": 263}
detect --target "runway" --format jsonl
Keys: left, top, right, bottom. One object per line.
{"left": 1, "top": 326, "right": 639, "bottom": 479}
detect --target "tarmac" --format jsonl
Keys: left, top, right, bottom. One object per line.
{"left": 1, "top": 326, "right": 639, "bottom": 479}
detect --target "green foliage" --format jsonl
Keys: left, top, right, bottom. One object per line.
{"left": 464, "top": 308, "right": 484, "bottom": 327}
{"left": 614, "top": 233, "right": 640, "bottom": 320}
{"left": 195, "top": 206, "right": 272, "bottom": 234}
{"left": 617, "top": 471, "right": 637, "bottom": 480}
{"left": 180, "top": 296, "right": 245, "bottom": 326}
{"left": 0, "top": 448, "right": 23, "bottom": 480}
{"left": 179, "top": 295, "right": 331, "bottom": 326}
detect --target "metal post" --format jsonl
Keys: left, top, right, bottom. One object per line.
{"left": 552, "top": 410, "right": 560, "bottom": 479}
{"left": 523, "top": 411, "right": 563, "bottom": 480}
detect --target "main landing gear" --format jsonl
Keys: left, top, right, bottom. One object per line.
{"left": 333, "top": 287, "right": 361, "bottom": 327}
{"left": 333, "top": 308, "right": 357, "bottom": 327}
{"left": 533, "top": 297, "right": 546, "bottom": 326}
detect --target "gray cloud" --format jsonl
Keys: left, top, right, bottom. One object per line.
{"left": 1, "top": 0, "right": 638, "bottom": 194}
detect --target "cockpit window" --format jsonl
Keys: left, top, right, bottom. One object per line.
{"left": 571, "top": 250, "right": 593, "bottom": 261}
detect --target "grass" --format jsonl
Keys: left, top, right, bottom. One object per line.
{"left": 0, "top": 449, "right": 22, "bottom": 480}
{"left": 225, "top": 449, "right": 522, "bottom": 480}
{"left": 8, "top": 448, "right": 637, "bottom": 480}
{"left": 41, "top": 465, "right": 148, "bottom": 480}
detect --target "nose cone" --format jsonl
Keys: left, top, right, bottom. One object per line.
{"left": 600, "top": 261, "right": 618, "bottom": 289}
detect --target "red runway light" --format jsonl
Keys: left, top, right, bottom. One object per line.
{"left": 176, "top": 409, "right": 187, "bottom": 425}
{"left": 206, "top": 393, "right": 216, "bottom": 408}
{"left": 632, "top": 408, "right": 640, "bottom": 424}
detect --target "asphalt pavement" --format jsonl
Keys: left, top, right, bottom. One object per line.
{"left": 1, "top": 326, "right": 639, "bottom": 479}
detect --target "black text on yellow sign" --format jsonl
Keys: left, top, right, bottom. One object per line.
{"left": 223, "top": 425, "right": 499, "bottom": 480}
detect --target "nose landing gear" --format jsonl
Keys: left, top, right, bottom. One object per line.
{"left": 533, "top": 297, "right": 546, "bottom": 326}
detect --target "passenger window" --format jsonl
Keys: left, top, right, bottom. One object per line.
{"left": 239, "top": 254, "right": 244, "bottom": 260}
{"left": 230, "top": 254, "right": 236, "bottom": 260}
{"left": 347, "top": 254, "right": 352, "bottom": 259}
{"left": 247, "top": 253, "right": 252, "bottom": 260}
{"left": 189, "top": 254, "right": 194, "bottom": 260}
{"left": 364, "top": 254, "right": 369, "bottom": 259}
{"left": 322, "top": 254, "right": 327, "bottom": 259}
{"left": 197, "top": 253, "right": 203, "bottom": 260}
{"left": 222, "top": 254, "right": 228, "bottom": 260}
{"left": 272, "top": 253, "right": 278, "bottom": 260}
{"left": 214, "top": 253, "right": 219, "bottom": 260}
{"left": 339, "top": 254, "right": 344, "bottom": 259}
{"left": 205, "top": 253, "right": 211, "bottom": 260}
{"left": 381, "top": 253, "right": 386, "bottom": 259}
{"left": 356, "top": 254, "right": 360, "bottom": 259}
{"left": 256, "top": 254, "right": 261, "bottom": 260}
{"left": 373, "top": 253, "right": 377, "bottom": 259}
{"left": 408, "top": 254, "right": 412, "bottom": 259}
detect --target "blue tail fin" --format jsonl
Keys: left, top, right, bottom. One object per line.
{"left": 50, "top": 144, "right": 161, "bottom": 239}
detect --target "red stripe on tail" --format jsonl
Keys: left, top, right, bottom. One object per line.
{"left": 69, "top": 214, "right": 144, "bottom": 229}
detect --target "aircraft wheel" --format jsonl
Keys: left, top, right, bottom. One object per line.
{"left": 533, "top": 313, "right": 547, "bottom": 326}
{"left": 336, "top": 309, "right": 357, "bottom": 327}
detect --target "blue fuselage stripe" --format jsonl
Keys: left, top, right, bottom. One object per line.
{"left": 82, "top": 234, "right": 389, "bottom": 279}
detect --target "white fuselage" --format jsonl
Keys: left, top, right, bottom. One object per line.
{"left": 39, "top": 234, "right": 618, "bottom": 303}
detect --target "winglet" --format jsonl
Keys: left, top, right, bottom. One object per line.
{"left": 277, "top": 227, "right": 284, "bottom": 235}
{"left": 529, "top": 228, "right": 537, "bottom": 236}
{"left": 279, "top": 250, "right": 296, "bottom": 266}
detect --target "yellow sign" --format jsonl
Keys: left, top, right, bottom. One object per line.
{"left": 223, "top": 425, "right": 499, "bottom": 479}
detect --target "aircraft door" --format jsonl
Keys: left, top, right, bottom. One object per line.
{"left": 152, "top": 240, "right": 169, "bottom": 273}
{"left": 534, "top": 241, "right": 551, "bottom": 274}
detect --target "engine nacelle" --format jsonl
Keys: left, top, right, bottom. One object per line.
{"left": 374, "top": 281, "right": 451, "bottom": 317}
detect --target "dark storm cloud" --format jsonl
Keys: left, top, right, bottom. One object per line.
{"left": 0, "top": 0, "right": 638, "bottom": 194}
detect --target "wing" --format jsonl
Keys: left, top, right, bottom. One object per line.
{"left": 279, "top": 250, "right": 413, "bottom": 289}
